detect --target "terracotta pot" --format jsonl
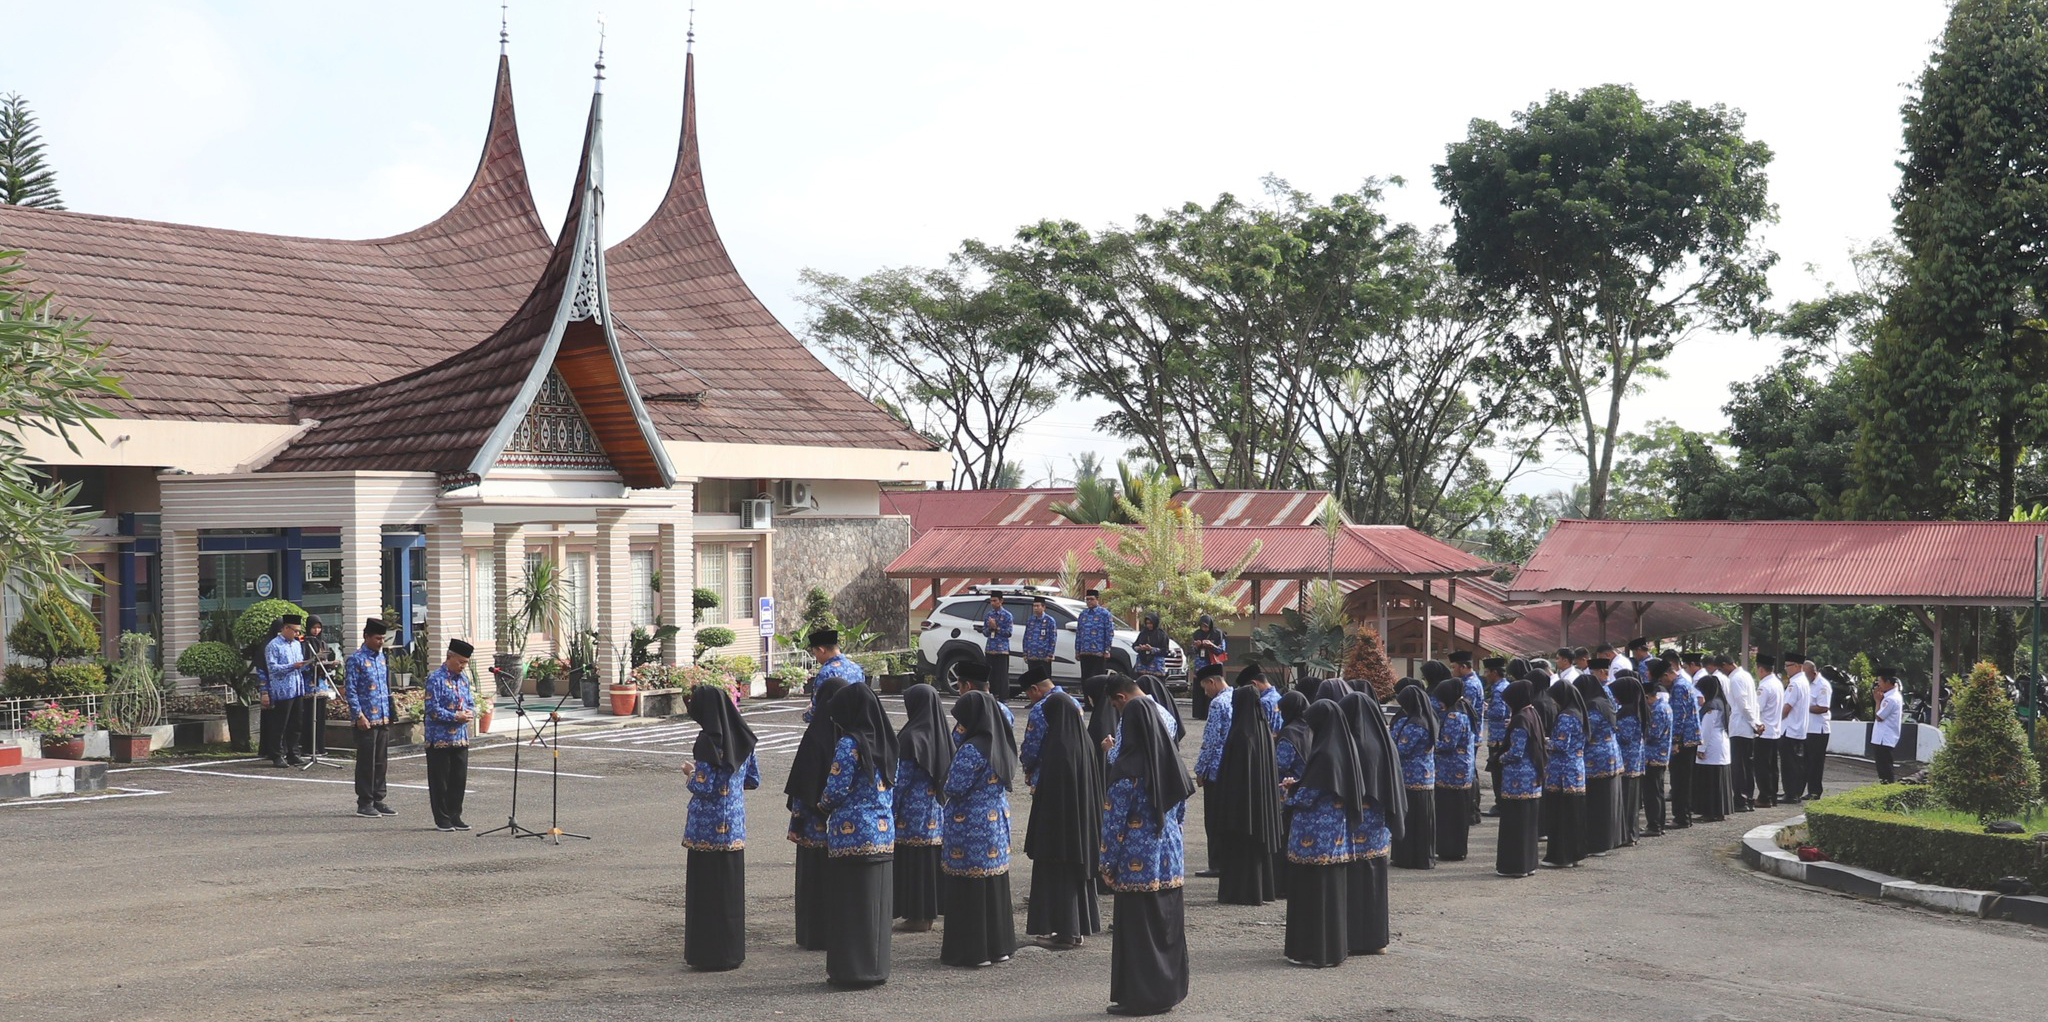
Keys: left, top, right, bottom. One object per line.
{"left": 109, "top": 733, "right": 154, "bottom": 763}
{"left": 43, "top": 738, "right": 86, "bottom": 760}
{"left": 476, "top": 711, "right": 494, "bottom": 735}
{"left": 765, "top": 680, "right": 789, "bottom": 699}
{"left": 608, "top": 685, "right": 640, "bottom": 716}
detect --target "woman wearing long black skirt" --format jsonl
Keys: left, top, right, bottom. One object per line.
{"left": 1025, "top": 687, "right": 1102, "bottom": 946}
{"left": 1388, "top": 679, "right": 1439, "bottom": 870}
{"left": 1338, "top": 690, "right": 1402, "bottom": 955}
{"left": 1213, "top": 683, "right": 1283, "bottom": 904}
{"left": 1493, "top": 680, "right": 1546, "bottom": 877}
{"left": 682, "top": 685, "right": 760, "bottom": 970}
{"left": 1542, "top": 681, "right": 1588, "bottom": 868}
{"left": 1103, "top": 698, "right": 1194, "bottom": 1015}
{"left": 784, "top": 676, "right": 851, "bottom": 950}
{"left": 1575, "top": 673, "right": 1626, "bottom": 856}
{"left": 940, "top": 691, "right": 1020, "bottom": 966}
{"left": 1283, "top": 701, "right": 1364, "bottom": 967}
{"left": 1272, "top": 692, "right": 1313, "bottom": 899}
{"left": 1693, "top": 676, "right": 1735, "bottom": 821}
{"left": 817, "top": 683, "right": 899, "bottom": 987}
{"left": 1428, "top": 677, "right": 1474, "bottom": 862}
{"left": 893, "top": 684, "right": 952, "bottom": 931}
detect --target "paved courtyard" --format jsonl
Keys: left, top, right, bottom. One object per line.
{"left": 8, "top": 695, "right": 2041, "bottom": 1022}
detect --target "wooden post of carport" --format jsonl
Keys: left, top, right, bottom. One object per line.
{"left": 1376, "top": 579, "right": 1389, "bottom": 641}
{"left": 1739, "top": 604, "right": 1753, "bottom": 671}
{"left": 1422, "top": 578, "right": 1433, "bottom": 663}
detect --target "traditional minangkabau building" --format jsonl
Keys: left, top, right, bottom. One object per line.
{"left": 0, "top": 50, "right": 949, "bottom": 680}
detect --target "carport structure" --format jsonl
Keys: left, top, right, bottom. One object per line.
{"left": 1510, "top": 519, "right": 2048, "bottom": 720}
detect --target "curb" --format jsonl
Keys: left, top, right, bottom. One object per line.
{"left": 1740, "top": 816, "right": 2048, "bottom": 929}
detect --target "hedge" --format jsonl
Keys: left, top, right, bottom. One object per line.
{"left": 1804, "top": 784, "right": 2046, "bottom": 892}
{"left": 3, "top": 662, "right": 108, "bottom": 697}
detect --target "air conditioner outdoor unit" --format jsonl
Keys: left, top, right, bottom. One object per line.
{"left": 776, "top": 479, "right": 814, "bottom": 508}
{"left": 741, "top": 498, "right": 774, "bottom": 530}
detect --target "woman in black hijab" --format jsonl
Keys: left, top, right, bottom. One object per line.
{"left": 818, "top": 682, "right": 899, "bottom": 987}
{"left": 1337, "top": 689, "right": 1402, "bottom": 955}
{"left": 1429, "top": 675, "right": 1475, "bottom": 862}
{"left": 784, "top": 675, "right": 851, "bottom": 950}
{"left": 682, "top": 683, "right": 760, "bottom": 970}
{"left": 1102, "top": 697, "right": 1194, "bottom": 1016}
{"left": 1542, "top": 681, "right": 1589, "bottom": 869}
{"left": 1388, "top": 679, "right": 1440, "bottom": 870}
{"left": 1693, "top": 674, "right": 1735, "bottom": 822}
{"left": 1494, "top": 680, "right": 1546, "bottom": 877}
{"left": 893, "top": 683, "right": 951, "bottom": 932}
{"left": 1282, "top": 700, "right": 1365, "bottom": 967}
{"left": 941, "top": 690, "right": 1019, "bottom": 967}
{"left": 1213, "top": 683, "right": 1283, "bottom": 905}
{"left": 1025, "top": 688, "right": 1102, "bottom": 948}
{"left": 1574, "top": 673, "right": 1626, "bottom": 856}
{"left": 1137, "top": 673, "right": 1185, "bottom": 746}
{"left": 1273, "top": 691, "right": 1314, "bottom": 899}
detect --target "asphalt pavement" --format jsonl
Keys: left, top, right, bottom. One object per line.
{"left": 6, "top": 694, "right": 2041, "bottom": 1022}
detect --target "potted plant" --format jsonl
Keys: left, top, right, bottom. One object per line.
{"left": 26, "top": 702, "right": 94, "bottom": 759}
{"left": 497, "top": 559, "right": 573, "bottom": 695}
{"left": 103, "top": 632, "right": 165, "bottom": 763}
{"left": 629, "top": 662, "right": 691, "bottom": 716}
{"left": 608, "top": 674, "right": 641, "bottom": 716}
{"left": 472, "top": 668, "right": 495, "bottom": 735}
{"left": 177, "top": 640, "right": 254, "bottom": 751}
{"left": 766, "top": 662, "right": 805, "bottom": 699}
{"left": 525, "top": 654, "right": 567, "bottom": 700}
{"left": 569, "top": 628, "right": 601, "bottom": 707}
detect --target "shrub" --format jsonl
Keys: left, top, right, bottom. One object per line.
{"left": 231, "top": 598, "right": 309, "bottom": 651}
{"left": 6, "top": 592, "right": 99, "bottom": 690}
{"left": 692, "top": 587, "right": 720, "bottom": 624}
{"left": 1805, "top": 784, "right": 2046, "bottom": 892}
{"left": 1928, "top": 660, "right": 2040, "bottom": 821}
{"left": 25, "top": 702, "right": 96, "bottom": 740}
{"left": 175, "top": 641, "right": 245, "bottom": 686}
{"left": 3, "top": 661, "right": 106, "bottom": 696}
{"left": 1848, "top": 651, "right": 1875, "bottom": 721}
{"left": 694, "top": 626, "right": 737, "bottom": 662}
{"left": 104, "top": 632, "right": 164, "bottom": 733}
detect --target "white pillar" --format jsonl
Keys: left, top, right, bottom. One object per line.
{"left": 340, "top": 520, "right": 382, "bottom": 650}
{"left": 425, "top": 509, "right": 466, "bottom": 655}
{"left": 595, "top": 509, "right": 633, "bottom": 686}
{"left": 162, "top": 528, "right": 199, "bottom": 684}
{"left": 658, "top": 488, "right": 696, "bottom": 669}
{"left": 491, "top": 523, "right": 525, "bottom": 665}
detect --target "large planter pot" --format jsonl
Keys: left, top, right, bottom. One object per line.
{"left": 169, "top": 714, "right": 229, "bottom": 748}
{"left": 580, "top": 677, "right": 600, "bottom": 708}
{"left": 492, "top": 655, "right": 523, "bottom": 697}
{"left": 108, "top": 732, "right": 154, "bottom": 763}
{"left": 636, "top": 687, "right": 683, "bottom": 718}
{"left": 225, "top": 705, "right": 253, "bottom": 752}
{"left": 878, "top": 672, "right": 915, "bottom": 695}
{"left": 608, "top": 685, "right": 640, "bottom": 716}
{"left": 765, "top": 679, "right": 789, "bottom": 699}
{"left": 476, "top": 710, "right": 494, "bottom": 735}
{"left": 42, "top": 737, "right": 86, "bottom": 760}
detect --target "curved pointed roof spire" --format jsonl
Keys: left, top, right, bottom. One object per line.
{"left": 384, "top": 50, "right": 546, "bottom": 248}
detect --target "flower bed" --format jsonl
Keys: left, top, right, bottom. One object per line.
{"left": 1804, "top": 784, "right": 2046, "bottom": 892}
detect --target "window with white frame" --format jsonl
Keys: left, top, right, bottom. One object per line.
{"left": 469, "top": 550, "right": 496, "bottom": 643}
{"left": 731, "top": 545, "right": 756, "bottom": 620}
{"left": 567, "top": 552, "right": 593, "bottom": 632}
{"left": 631, "top": 550, "right": 656, "bottom": 626}
{"left": 698, "top": 544, "right": 727, "bottom": 625}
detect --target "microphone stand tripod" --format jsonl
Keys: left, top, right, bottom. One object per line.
{"left": 516, "top": 692, "right": 589, "bottom": 845}
{"left": 299, "top": 655, "right": 344, "bottom": 771}
{"left": 477, "top": 672, "right": 545, "bottom": 839}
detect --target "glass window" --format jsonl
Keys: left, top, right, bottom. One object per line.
{"left": 565, "top": 552, "right": 592, "bottom": 632}
{"left": 300, "top": 556, "right": 343, "bottom": 624}
{"left": 631, "top": 550, "right": 656, "bottom": 626}
{"left": 731, "top": 545, "right": 755, "bottom": 619}
{"left": 470, "top": 550, "right": 496, "bottom": 643}
{"left": 698, "top": 544, "right": 726, "bottom": 625}
{"left": 942, "top": 598, "right": 987, "bottom": 623}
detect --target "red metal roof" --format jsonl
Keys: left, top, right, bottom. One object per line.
{"left": 886, "top": 524, "right": 1493, "bottom": 581}
{"left": 1509, "top": 519, "right": 2048, "bottom": 607}
{"left": 879, "top": 487, "right": 1333, "bottom": 535}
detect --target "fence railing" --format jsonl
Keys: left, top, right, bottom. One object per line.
{"left": 0, "top": 693, "right": 104, "bottom": 734}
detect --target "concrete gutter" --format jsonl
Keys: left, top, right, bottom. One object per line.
{"left": 1740, "top": 816, "right": 2048, "bottom": 930}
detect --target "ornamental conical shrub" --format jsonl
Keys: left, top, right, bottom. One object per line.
{"left": 1343, "top": 623, "right": 1398, "bottom": 702}
{"left": 1928, "top": 661, "right": 2041, "bottom": 821}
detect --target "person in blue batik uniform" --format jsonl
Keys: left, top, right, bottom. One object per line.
{"left": 1481, "top": 657, "right": 1512, "bottom": 814}
{"left": 1190, "top": 663, "right": 1231, "bottom": 878}
{"left": 1238, "top": 663, "right": 1282, "bottom": 733}
{"left": 344, "top": 618, "right": 395, "bottom": 818}
{"left": 1429, "top": 677, "right": 1475, "bottom": 861}
{"left": 1074, "top": 589, "right": 1117, "bottom": 681}
{"left": 1642, "top": 660, "right": 1676, "bottom": 837}
{"left": 1667, "top": 655, "right": 1704, "bottom": 828}
{"left": 1543, "top": 680, "right": 1588, "bottom": 868}
{"left": 1575, "top": 672, "right": 1626, "bottom": 856}
{"left": 784, "top": 675, "right": 852, "bottom": 951}
{"left": 941, "top": 690, "right": 1019, "bottom": 966}
{"left": 1101, "top": 695, "right": 1194, "bottom": 1016}
{"left": 1611, "top": 673, "right": 1650, "bottom": 846}
{"left": 806, "top": 628, "right": 865, "bottom": 715}
{"left": 1494, "top": 680, "right": 1547, "bottom": 877}
{"left": 1336, "top": 690, "right": 1399, "bottom": 956}
{"left": 1017, "top": 595, "right": 1060, "bottom": 698}
{"left": 1020, "top": 672, "right": 1079, "bottom": 782}
{"left": 980, "top": 592, "right": 1017, "bottom": 702}
{"left": 1388, "top": 679, "right": 1439, "bottom": 870}
{"left": 260, "top": 614, "right": 311, "bottom": 766}
{"left": 892, "top": 683, "right": 950, "bottom": 932}
{"left": 423, "top": 639, "right": 477, "bottom": 832}
{"left": 817, "top": 683, "right": 897, "bottom": 988}
{"left": 682, "top": 683, "right": 761, "bottom": 971}
{"left": 1282, "top": 700, "right": 1361, "bottom": 967}
{"left": 1449, "top": 651, "right": 1486, "bottom": 826}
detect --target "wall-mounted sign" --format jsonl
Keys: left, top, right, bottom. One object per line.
{"left": 255, "top": 574, "right": 274, "bottom": 598}
{"left": 305, "top": 560, "right": 333, "bottom": 583}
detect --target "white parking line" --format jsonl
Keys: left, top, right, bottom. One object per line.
{"left": 149, "top": 765, "right": 448, "bottom": 791}
{"left": 470, "top": 765, "right": 604, "bottom": 779}
{"left": 0, "top": 786, "right": 169, "bottom": 807}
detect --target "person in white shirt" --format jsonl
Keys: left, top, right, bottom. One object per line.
{"left": 1559, "top": 646, "right": 1587, "bottom": 684}
{"left": 1805, "top": 663, "right": 1836, "bottom": 798}
{"left": 1753, "top": 657, "right": 1784, "bottom": 809}
{"left": 1870, "top": 668, "right": 1904, "bottom": 783}
{"left": 1716, "top": 653, "right": 1761, "bottom": 812}
{"left": 1693, "top": 674, "right": 1735, "bottom": 821}
{"left": 1778, "top": 654, "right": 1811, "bottom": 804}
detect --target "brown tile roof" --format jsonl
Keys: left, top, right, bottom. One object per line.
{"left": 606, "top": 54, "right": 933, "bottom": 452}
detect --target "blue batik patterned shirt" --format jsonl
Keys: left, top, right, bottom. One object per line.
{"left": 1460, "top": 671, "right": 1485, "bottom": 749}
{"left": 343, "top": 646, "right": 389, "bottom": 725}
{"left": 1616, "top": 715, "right": 1647, "bottom": 776}
{"left": 1500, "top": 724, "right": 1542, "bottom": 799}
{"left": 1646, "top": 694, "right": 1674, "bottom": 767}
{"left": 982, "top": 606, "right": 1015, "bottom": 654}
{"left": 1075, "top": 605, "right": 1115, "bottom": 656}
{"left": 1432, "top": 696, "right": 1475, "bottom": 788}
{"left": 1392, "top": 715, "right": 1436, "bottom": 789}
{"left": 422, "top": 664, "right": 474, "bottom": 748}
{"left": 1193, "top": 689, "right": 1232, "bottom": 782}
{"left": 818, "top": 736, "right": 894, "bottom": 857}
{"left": 1669, "top": 675, "right": 1703, "bottom": 748}
{"left": 1258, "top": 685, "right": 1282, "bottom": 734}
{"left": 1022, "top": 613, "right": 1058, "bottom": 660}
{"left": 1283, "top": 785, "right": 1355, "bottom": 865}
{"left": 1584, "top": 709, "right": 1622, "bottom": 779}
{"left": 941, "top": 738, "right": 1011, "bottom": 877}
{"left": 1100, "top": 777, "right": 1185, "bottom": 892}
{"left": 683, "top": 754, "right": 761, "bottom": 851}
{"left": 1021, "top": 689, "right": 1080, "bottom": 785}
{"left": 894, "top": 757, "right": 943, "bottom": 847}
{"left": 1349, "top": 801, "right": 1392, "bottom": 859}
{"left": 1484, "top": 679, "right": 1511, "bottom": 745}
{"left": 1275, "top": 735, "right": 1305, "bottom": 782}
{"left": 1545, "top": 714, "right": 1586, "bottom": 794}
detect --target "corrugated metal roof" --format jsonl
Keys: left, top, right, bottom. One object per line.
{"left": 886, "top": 524, "right": 1494, "bottom": 581}
{"left": 1510, "top": 519, "right": 2048, "bottom": 607}
{"left": 879, "top": 488, "right": 1334, "bottom": 535}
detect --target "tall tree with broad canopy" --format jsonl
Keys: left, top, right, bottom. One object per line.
{"left": 1434, "top": 84, "right": 1777, "bottom": 518}
{"left": 1853, "top": 0, "right": 2048, "bottom": 520}
{"left": 0, "top": 94, "right": 64, "bottom": 210}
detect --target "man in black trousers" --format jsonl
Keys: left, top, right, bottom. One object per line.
{"left": 344, "top": 618, "right": 396, "bottom": 818}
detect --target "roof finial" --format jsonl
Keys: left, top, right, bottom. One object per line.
{"left": 499, "top": 2, "right": 509, "bottom": 54}
{"left": 594, "top": 10, "right": 607, "bottom": 92}
{"left": 687, "top": 1, "right": 696, "bottom": 54}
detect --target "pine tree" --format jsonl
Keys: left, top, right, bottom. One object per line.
{"left": 1928, "top": 660, "right": 2041, "bottom": 820}
{"left": 1342, "top": 622, "right": 1398, "bottom": 702}
{"left": 0, "top": 93, "right": 64, "bottom": 210}
{"left": 1092, "top": 476, "right": 1256, "bottom": 636}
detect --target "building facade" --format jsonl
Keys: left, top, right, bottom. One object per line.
{"left": 2, "top": 52, "right": 948, "bottom": 684}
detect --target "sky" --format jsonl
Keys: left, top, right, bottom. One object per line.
{"left": 4, "top": 0, "right": 1955, "bottom": 495}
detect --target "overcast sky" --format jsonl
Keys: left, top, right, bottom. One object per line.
{"left": 7, "top": 0, "right": 1953, "bottom": 494}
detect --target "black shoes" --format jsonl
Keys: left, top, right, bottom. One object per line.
{"left": 373, "top": 802, "right": 397, "bottom": 817}
{"left": 435, "top": 822, "right": 455, "bottom": 832}
{"left": 269, "top": 757, "right": 287, "bottom": 768}
{"left": 356, "top": 805, "right": 380, "bottom": 818}
{"left": 451, "top": 819, "right": 472, "bottom": 831}
{"left": 1193, "top": 869, "right": 1221, "bottom": 879}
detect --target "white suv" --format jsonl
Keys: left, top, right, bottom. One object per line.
{"left": 917, "top": 584, "right": 1187, "bottom": 690}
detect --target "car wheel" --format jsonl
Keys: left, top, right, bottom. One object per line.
{"left": 937, "top": 649, "right": 980, "bottom": 695}
{"left": 1110, "top": 651, "right": 1133, "bottom": 674}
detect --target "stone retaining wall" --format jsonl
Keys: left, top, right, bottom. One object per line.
{"left": 774, "top": 515, "right": 912, "bottom": 647}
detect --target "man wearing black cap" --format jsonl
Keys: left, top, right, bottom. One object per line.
{"left": 952, "top": 661, "right": 1015, "bottom": 726}
{"left": 345, "top": 619, "right": 396, "bottom": 818}
{"left": 1189, "top": 663, "right": 1230, "bottom": 878}
{"left": 1778, "top": 653, "right": 1811, "bottom": 804}
{"left": 981, "top": 591, "right": 1016, "bottom": 703}
{"left": 807, "top": 628, "right": 864, "bottom": 714}
{"left": 1481, "top": 656, "right": 1510, "bottom": 815}
{"left": 1018, "top": 596, "right": 1060, "bottom": 700}
{"left": 260, "top": 614, "right": 312, "bottom": 767}
{"left": 1448, "top": 651, "right": 1485, "bottom": 823}
{"left": 1074, "top": 589, "right": 1114, "bottom": 683}
{"left": 423, "top": 639, "right": 477, "bottom": 832}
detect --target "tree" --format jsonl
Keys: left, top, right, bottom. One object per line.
{"left": 1435, "top": 84, "right": 1777, "bottom": 518}
{"left": 1928, "top": 660, "right": 2040, "bottom": 820}
{"left": 0, "top": 94, "right": 63, "bottom": 210}
{"left": 1341, "top": 622, "right": 1399, "bottom": 702}
{"left": 6, "top": 590, "right": 97, "bottom": 691}
{"left": 1052, "top": 460, "right": 1183, "bottom": 525}
{"left": 1092, "top": 476, "right": 1257, "bottom": 637}
{"left": 799, "top": 263, "right": 1056, "bottom": 490}
{"left": 1854, "top": 0, "right": 2048, "bottom": 520}
{"left": 1, "top": 251, "right": 127, "bottom": 643}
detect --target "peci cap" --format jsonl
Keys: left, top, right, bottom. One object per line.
{"left": 807, "top": 629, "right": 839, "bottom": 649}
{"left": 1235, "top": 663, "right": 1264, "bottom": 686}
{"left": 280, "top": 614, "right": 304, "bottom": 626}
{"left": 446, "top": 638, "right": 475, "bottom": 658}
{"left": 363, "top": 618, "right": 388, "bottom": 637}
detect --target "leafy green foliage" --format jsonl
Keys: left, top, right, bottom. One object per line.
{"left": 694, "top": 626, "right": 737, "bottom": 662}
{"left": 4, "top": 662, "right": 105, "bottom": 696}
{"left": 1806, "top": 784, "right": 2045, "bottom": 892}
{"left": 0, "top": 94, "right": 63, "bottom": 209}
{"left": 6, "top": 591, "right": 96, "bottom": 667}
{"left": 1930, "top": 661, "right": 2042, "bottom": 820}
{"left": 175, "top": 641, "right": 244, "bottom": 686}
{"left": 627, "top": 625, "right": 677, "bottom": 668}
{"left": 1849, "top": 651, "right": 1876, "bottom": 721}
{"left": 231, "top": 599, "right": 307, "bottom": 651}
{"left": 1091, "top": 476, "right": 1255, "bottom": 636}
{"left": 501, "top": 559, "right": 571, "bottom": 661}
{"left": 1250, "top": 607, "right": 1346, "bottom": 684}
{"left": 691, "top": 586, "right": 719, "bottom": 624}
{"left": 1436, "top": 84, "right": 1777, "bottom": 518}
